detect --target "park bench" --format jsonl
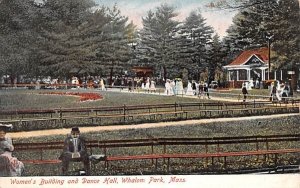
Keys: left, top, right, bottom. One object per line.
{"left": 99, "top": 148, "right": 300, "bottom": 172}
{"left": 13, "top": 134, "right": 300, "bottom": 174}
{"left": 105, "top": 85, "right": 127, "bottom": 91}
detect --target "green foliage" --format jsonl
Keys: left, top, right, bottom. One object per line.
{"left": 137, "top": 4, "right": 179, "bottom": 80}
{"left": 175, "top": 10, "right": 214, "bottom": 81}
{"left": 271, "top": 0, "right": 300, "bottom": 69}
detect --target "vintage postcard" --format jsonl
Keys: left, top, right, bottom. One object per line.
{"left": 0, "top": 0, "right": 299, "bottom": 187}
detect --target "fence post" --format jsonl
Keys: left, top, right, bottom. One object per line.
{"left": 123, "top": 104, "right": 126, "bottom": 122}
{"left": 59, "top": 107, "right": 62, "bottom": 120}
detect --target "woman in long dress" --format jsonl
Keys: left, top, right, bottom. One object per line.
{"left": 165, "top": 80, "right": 172, "bottom": 95}
{"left": 150, "top": 80, "right": 156, "bottom": 91}
{"left": 145, "top": 78, "right": 150, "bottom": 90}
{"left": 100, "top": 79, "right": 105, "bottom": 91}
{"left": 185, "top": 81, "right": 194, "bottom": 96}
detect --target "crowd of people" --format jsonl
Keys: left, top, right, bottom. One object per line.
{"left": 165, "top": 79, "right": 211, "bottom": 99}
{"left": 241, "top": 80, "right": 293, "bottom": 102}
{"left": 269, "top": 81, "right": 293, "bottom": 101}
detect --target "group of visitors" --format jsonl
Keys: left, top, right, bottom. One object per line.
{"left": 164, "top": 78, "right": 184, "bottom": 96}
{"left": 164, "top": 79, "right": 210, "bottom": 99}
{"left": 141, "top": 77, "right": 156, "bottom": 91}
{"left": 71, "top": 76, "right": 106, "bottom": 90}
{"left": 241, "top": 80, "right": 293, "bottom": 102}
{"left": 269, "top": 81, "right": 293, "bottom": 101}
{"left": 186, "top": 81, "right": 210, "bottom": 99}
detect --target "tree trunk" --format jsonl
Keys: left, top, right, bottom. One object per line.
{"left": 109, "top": 66, "right": 114, "bottom": 86}
{"left": 163, "top": 66, "right": 167, "bottom": 81}
{"left": 290, "top": 64, "right": 298, "bottom": 91}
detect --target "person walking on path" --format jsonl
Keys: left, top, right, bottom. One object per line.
{"left": 242, "top": 83, "right": 248, "bottom": 102}
{"left": 203, "top": 83, "right": 210, "bottom": 99}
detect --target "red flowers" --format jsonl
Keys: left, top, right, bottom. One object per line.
{"left": 40, "top": 92, "right": 103, "bottom": 102}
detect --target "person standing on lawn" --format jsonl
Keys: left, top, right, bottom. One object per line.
{"left": 59, "top": 127, "right": 90, "bottom": 175}
{"left": 242, "top": 83, "right": 248, "bottom": 102}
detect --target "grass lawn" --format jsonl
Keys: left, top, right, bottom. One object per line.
{"left": 0, "top": 89, "right": 203, "bottom": 110}
{"left": 2, "top": 89, "right": 298, "bottom": 175}
{"left": 1, "top": 88, "right": 298, "bottom": 110}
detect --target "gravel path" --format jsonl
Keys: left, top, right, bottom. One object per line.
{"left": 8, "top": 113, "right": 299, "bottom": 139}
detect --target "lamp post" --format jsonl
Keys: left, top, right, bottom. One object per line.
{"left": 265, "top": 33, "right": 274, "bottom": 80}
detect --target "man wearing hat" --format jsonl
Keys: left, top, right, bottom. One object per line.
{"left": 0, "top": 124, "right": 24, "bottom": 176}
{"left": 59, "top": 127, "right": 90, "bottom": 175}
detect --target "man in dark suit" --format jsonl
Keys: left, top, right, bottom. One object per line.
{"left": 59, "top": 127, "right": 90, "bottom": 175}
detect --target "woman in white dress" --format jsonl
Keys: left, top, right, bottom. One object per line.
{"left": 145, "top": 78, "right": 150, "bottom": 90}
{"left": 185, "top": 81, "right": 194, "bottom": 96}
{"left": 100, "top": 79, "right": 105, "bottom": 91}
{"left": 150, "top": 80, "right": 156, "bottom": 91}
{"left": 165, "top": 80, "right": 171, "bottom": 95}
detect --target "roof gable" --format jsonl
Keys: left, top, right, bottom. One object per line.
{"left": 227, "top": 47, "right": 269, "bottom": 66}
{"left": 244, "top": 55, "right": 265, "bottom": 66}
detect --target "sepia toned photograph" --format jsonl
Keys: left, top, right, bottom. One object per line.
{"left": 0, "top": 0, "right": 299, "bottom": 187}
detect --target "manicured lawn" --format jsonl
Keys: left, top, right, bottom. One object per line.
{"left": 0, "top": 89, "right": 203, "bottom": 110}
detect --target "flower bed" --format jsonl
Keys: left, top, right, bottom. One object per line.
{"left": 39, "top": 92, "right": 103, "bottom": 102}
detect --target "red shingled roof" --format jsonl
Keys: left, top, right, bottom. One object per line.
{"left": 228, "top": 47, "right": 269, "bottom": 66}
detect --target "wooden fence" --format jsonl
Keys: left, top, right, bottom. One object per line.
{"left": 13, "top": 134, "right": 300, "bottom": 174}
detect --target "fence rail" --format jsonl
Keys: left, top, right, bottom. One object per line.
{"left": 1, "top": 101, "right": 299, "bottom": 131}
{"left": 14, "top": 134, "right": 300, "bottom": 174}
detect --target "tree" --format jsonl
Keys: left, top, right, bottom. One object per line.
{"left": 206, "top": 0, "right": 275, "bottom": 10}
{"left": 178, "top": 11, "right": 213, "bottom": 80}
{"left": 271, "top": 0, "right": 300, "bottom": 89}
{"left": 97, "top": 5, "right": 136, "bottom": 85}
{"left": 0, "top": 0, "right": 39, "bottom": 84}
{"left": 137, "top": 4, "right": 179, "bottom": 80}
{"left": 35, "top": 0, "right": 97, "bottom": 78}
{"left": 207, "top": 34, "right": 227, "bottom": 83}
{"left": 223, "top": 0, "right": 278, "bottom": 53}
{"left": 136, "top": 10, "right": 159, "bottom": 65}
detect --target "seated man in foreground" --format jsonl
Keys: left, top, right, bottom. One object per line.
{"left": 59, "top": 127, "right": 90, "bottom": 175}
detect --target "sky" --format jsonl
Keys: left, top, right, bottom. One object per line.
{"left": 95, "top": 0, "right": 237, "bottom": 38}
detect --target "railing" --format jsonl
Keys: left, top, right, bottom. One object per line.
{"left": 1, "top": 101, "right": 299, "bottom": 131}
{"left": 14, "top": 134, "right": 300, "bottom": 158}
{"left": 13, "top": 134, "right": 300, "bottom": 174}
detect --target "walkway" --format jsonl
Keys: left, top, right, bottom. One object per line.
{"left": 8, "top": 113, "right": 300, "bottom": 139}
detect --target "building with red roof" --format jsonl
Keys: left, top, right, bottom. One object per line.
{"left": 223, "top": 47, "right": 289, "bottom": 88}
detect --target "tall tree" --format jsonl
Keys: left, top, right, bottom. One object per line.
{"left": 207, "top": 0, "right": 276, "bottom": 10}
{"left": 177, "top": 10, "right": 214, "bottom": 81}
{"left": 223, "top": 0, "right": 278, "bottom": 53}
{"left": 271, "top": 0, "right": 300, "bottom": 89}
{"left": 207, "top": 34, "right": 227, "bottom": 83}
{"left": 0, "top": 0, "right": 39, "bottom": 83}
{"left": 137, "top": 4, "right": 179, "bottom": 80}
{"left": 36, "top": 0, "right": 96, "bottom": 78}
{"left": 136, "top": 10, "right": 158, "bottom": 65}
{"left": 98, "top": 5, "right": 135, "bottom": 85}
